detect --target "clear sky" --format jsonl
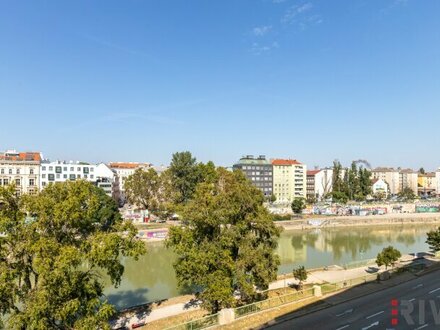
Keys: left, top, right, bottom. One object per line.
{"left": 1, "top": 0, "right": 439, "bottom": 169}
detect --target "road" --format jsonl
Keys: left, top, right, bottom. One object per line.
{"left": 267, "top": 270, "right": 440, "bottom": 330}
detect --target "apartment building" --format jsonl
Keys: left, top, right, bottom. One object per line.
{"left": 272, "top": 159, "right": 307, "bottom": 203}
{"left": 40, "top": 160, "right": 97, "bottom": 188}
{"left": 306, "top": 168, "right": 333, "bottom": 201}
{"left": 399, "top": 169, "right": 418, "bottom": 194}
{"left": 417, "top": 172, "right": 436, "bottom": 196}
{"left": 232, "top": 155, "right": 273, "bottom": 198}
{"left": 371, "top": 167, "right": 400, "bottom": 195}
{"left": 109, "top": 162, "right": 152, "bottom": 203}
{"left": 0, "top": 150, "right": 42, "bottom": 195}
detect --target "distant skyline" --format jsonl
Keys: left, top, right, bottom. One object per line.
{"left": 1, "top": 0, "right": 439, "bottom": 169}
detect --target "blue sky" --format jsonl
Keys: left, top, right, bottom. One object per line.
{"left": 1, "top": 0, "right": 439, "bottom": 169}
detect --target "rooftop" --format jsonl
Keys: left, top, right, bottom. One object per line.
{"left": 0, "top": 151, "right": 42, "bottom": 162}
{"left": 272, "top": 159, "right": 302, "bottom": 166}
{"left": 307, "top": 169, "right": 321, "bottom": 176}
{"left": 109, "top": 162, "right": 151, "bottom": 169}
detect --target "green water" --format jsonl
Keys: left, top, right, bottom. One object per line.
{"left": 105, "top": 224, "right": 438, "bottom": 309}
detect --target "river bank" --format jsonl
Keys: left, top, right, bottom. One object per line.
{"left": 136, "top": 213, "right": 440, "bottom": 242}
{"left": 277, "top": 212, "right": 440, "bottom": 231}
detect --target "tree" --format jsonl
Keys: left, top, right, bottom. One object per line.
{"left": 376, "top": 246, "right": 401, "bottom": 270}
{"left": 419, "top": 167, "right": 426, "bottom": 174}
{"left": 169, "top": 151, "right": 200, "bottom": 204}
{"left": 426, "top": 227, "right": 440, "bottom": 253}
{"left": 331, "top": 191, "right": 348, "bottom": 204}
{"left": 293, "top": 266, "right": 308, "bottom": 290}
{"left": 124, "top": 167, "right": 161, "bottom": 211}
{"left": 166, "top": 168, "right": 281, "bottom": 313}
{"left": 291, "top": 198, "right": 306, "bottom": 214}
{"left": 398, "top": 187, "right": 416, "bottom": 201}
{"left": 269, "top": 194, "right": 277, "bottom": 203}
{"left": 0, "top": 182, "right": 146, "bottom": 329}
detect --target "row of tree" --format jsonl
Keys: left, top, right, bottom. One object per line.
{"left": 332, "top": 161, "right": 373, "bottom": 203}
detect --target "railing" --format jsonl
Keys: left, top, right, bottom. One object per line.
{"left": 164, "top": 313, "right": 219, "bottom": 330}
{"left": 165, "top": 261, "right": 424, "bottom": 329}
{"left": 234, "top": 287, "right": 314, "bottom": 319}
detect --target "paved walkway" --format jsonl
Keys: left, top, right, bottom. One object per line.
{"left": 111, "top": 254, "right": 426, "bottom": 329}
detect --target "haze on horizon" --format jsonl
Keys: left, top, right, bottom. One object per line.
{"left": 1, "top": 0, "right": 439, "bottom": 170}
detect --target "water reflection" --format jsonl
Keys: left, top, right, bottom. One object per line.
{"left": 106, "top": 224, "right": 438, "bottom": 309}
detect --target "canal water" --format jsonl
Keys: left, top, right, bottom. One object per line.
{"left": 104, "top": 224, "right": 438, "bottom": 309}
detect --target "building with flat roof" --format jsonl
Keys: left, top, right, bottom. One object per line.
{"left": 233, "top": 155, "right": 273, "bottom": 198}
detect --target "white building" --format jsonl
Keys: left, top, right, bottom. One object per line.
{"left": 40, "top": 160, "right": 97, "bottom": 188}
{"left": 372, "top": 178, "right": 389, "bottom": 197}
{"left": 95, "top": 163, "right": 120, "bottom": 202}
{"left": 109, "top": 162, "right": 152, "bottom": 203}
{"left": 371, "top": 167, "right": 400, "bottom": 196}
{"left": 0, "top": 150, "right": 42, "bottom": 195}
{"left": 306, "top": 168, "right": 333, "bottom": 201}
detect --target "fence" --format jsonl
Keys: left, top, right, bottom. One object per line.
{"left": 164, "top": 313, "right": 219, "bottom": 330}
{"left": 234, "top": 287, "right": 314, "bottom": 319}
{"left": 165, "top": 261, "right": 423, "bottom": 329}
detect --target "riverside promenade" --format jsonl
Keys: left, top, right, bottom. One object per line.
{"left": 111, "top": 253, "right": 434, "bottom": 329}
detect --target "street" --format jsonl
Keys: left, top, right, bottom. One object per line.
{"left": 267, "top": 269, "right": 440, "bottom": 330}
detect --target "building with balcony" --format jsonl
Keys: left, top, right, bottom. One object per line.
{"left": 417, "top": 172, "right": 436, "bottom": 197}
{"left": 0, "top": 149, "right": 42, "bottom": 195}
{"left": 272, "top": 159, "right": 307, "bottom": 203}
{"left": 232, "top": 155, "right": 273, "bottom": 198}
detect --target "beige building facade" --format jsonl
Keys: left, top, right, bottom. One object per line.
{"left": 272, "top": 159, "right": 307, "bottom": 203}
{"left": 0, "top": 150, "right": 42, "bottom": 195}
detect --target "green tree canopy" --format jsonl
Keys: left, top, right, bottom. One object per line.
{"left": 426, "top": 227, "right": 440, "bottom": 253}
{"left": 376, "top": 246, "right": 401, "bottom": 270}
{"left": 166, "top": 168, "right": 281, "bottom": 313}
{"left": 293, "top": 266, "right": 307, "bottom": 290}
{"left": 291, "top": 198, "right": 306, "bottom": 214}
{"left": 169, "top": 151, "right": 200, "bottom": 204}
{"left": 0, "top": 181, "right": 146, "bottom": 329}
{"left": 124, "top": 167, "right": 161, "bottom": 211}
{"left": 398, "top": 187, "right": 416, "bottom": 201}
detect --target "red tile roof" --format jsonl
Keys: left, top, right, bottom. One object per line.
{"left": 272, "top": 159, "right": 302, "bottom": 166}
{"left": 307, "top": 170, "right": 321, "bottom": 176}
{"left": 0, "top": 152, "right": 41, "bottom": 162}
{"left": 109, "top": 162, "right": 150, "bottom": 169}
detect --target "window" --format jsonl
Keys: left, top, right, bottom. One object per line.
{"left": 84, "top": 174, "right": 88, "bottom": 179}
{"left": 0, "top": 169, "right": 3, "bottom": 174}
{"left": 90, "top": 167, "right": 94, "bottom": 172}
{"left": 29, "top": 179, "right": 35, "bottom": 186}
{"left": 42, "top": 166, "right": 46, "bottom": 171}
{"left": 30, "top": 168, "right": 34, "bottom": 175}
{"left": 77, "top": 167, "right": 80, "bottom": 171}
{"left": 56, "top": 174, "right": 60, "bottom": 179}
{"left": 63, "top": 174, "right": 67, "bottom": 179}
{"left": 70, "top": 174, "right": 76, "bottom": 181}
{"left": 3, "top": 179, "right": 8, "bottom": 185}
{"left": 49, "top": 166, "right": 53, "bottom": 171}
{"left": 48, "top": 174, "right": 55, "bottom": 181}
{"left": 70, "top": 167, "right": 74, "bottom": 171}
{"left": 77, "top": 174, "right": 80, "bottom": 178}
{"left": 83, "top": 167, "right": 89, "bottom": 174}
{"left": 63, "top": 167, "right": 67, "bottom": 171}
{"left": 42, "top": 182, "right": 46, "bottom": 186}
{"left": 15, "top": 179, "right": 20, "bottom": 186}
{"left": 9, "top": 169, "right": 12, "bottom": 174}
{"left": 90, "top": 175, "right": 94, "bottom": 179}
{"left": 55, "top": 166, "right": 62, "bottom": 173}
{"left": 42, "top": 174, "right": 46, "bottom": 178}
